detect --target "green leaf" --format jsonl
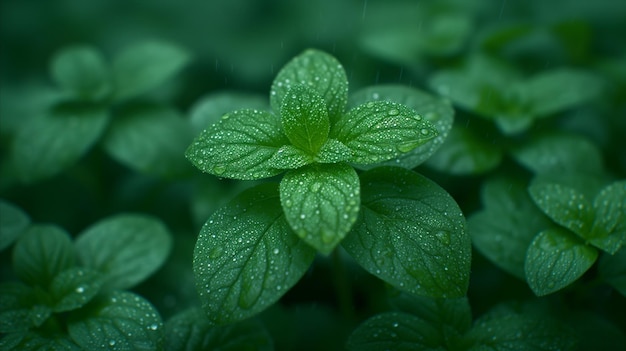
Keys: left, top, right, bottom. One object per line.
{"left": 3, "top": 332, "right": 82, "bottom": 351}
{"left": 388, "top": 292, "right": 471, "bottom": 348}
{"left": 0, "top": 200, "right": 30, "bottom": 251}
{"left": 425, "top": 125, "right": 503, "bottom": 175}
{"left": 347, "top": 311, "right": 445, "bottom": 351}
{"left": 12, "top": 225, "right": 76, "bottom": 287}
{"left": 590, "top": 180, "right": 626, "bottom": 254}
{"left": 280, "top": 84, "right": 330, "bottom": 154}
{"left": 466, "top": 303, "right": 577, "bottom": 351}
{"left": 189, "top": 91, "right": 268, "bottom": 134}
{"left": 529, "top": 177, "right": 595, "bottom": 238}
{"left": 164, "top": 308, "right": 273, "bottom": 351}
{"left": 193, "top": 183, "right": 316, "bottom": 324}
{"left": 270, "top": 49, "right": 348, "bottom": 123}
{"left": 511, "top": 132, "right": 604, "bottom": 175}
{"left": 342, "top": 167, "right": 471, "bottom": 298}
{"left": 268, "top": 145, "right": 313, "bottom": 170}
{"left": 75, "top": 214, "right": 172, "bottom": 291}
{"left": 102, "top": 104, "right": 194, "bottom": 177}
{"left": 112, "top": 41, "right": 190, "bottom": 101}
{"left": 524, "top": 228, "right": 598, "bottom": 296}
{"left": 331, "top": 101, "right": 437, "bottom": 165}
{"left": 522, "top": 69, "right": 604, "bottom": 117}
{"left": 0, "top": 282, "right": 37, "bottom": 333}
{"left": 429, "top": 54, "right": 521, "bottom": 116}
{"left": 49, "top": 268, "right": 103, "bottom": 313}
{"left": 50, "top": 45, "right": 111, "bottom": 101}
{"left": 599, "top": 248, "right": 626, "bottom": 296}
{"left": 469, "top": 177, "right": 552, "bottom": 279}
{"left": 348, "top": 85, "right": 454, "bottom": 169}
{"left": 68, "top": 291, "right": 163, "bottom": 351}
{"left": 185, "top": 109, "right": 289, "bottom": 180}
{"left": 10, "top": 101, "right": 109, "bottom": 183}
{"left": 316, "top": 139, "right": 353, "bottom": 164}
{"left": 280, "top": 163, "right": 360, "bottom": 255}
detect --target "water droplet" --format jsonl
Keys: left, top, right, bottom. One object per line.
{"left": 273, "top": 248, "right": 280, "bottom": 254}
{"left": 213, "top": 165, "right": 226, "bottom": 174}
{"left": 221, "top": 114, "right": 230, "bottom": 120}
{"left": 388, "top": 109, "right": 399, "bottom": 116}
{"left": 397, "top": 142, "right": 418, "bottom": 153}
{"left": 311, "top": 182, "right": 322, "bottom": 193}
{"left": 149, "top": 323, "right": 158, "bottom": 330}
{"left": 435, "top": 230, "right": 451, "bottom": 245}
{"left": 420, "top": 128, "right": 431, "bottom": 135}
{"left": 75, "top": 286, "right": 85, "bottom": 294}
{"left": 209, "top": 246, "right": 224, "bottom": 259}
{"left": 366, "top": 101, "right": 375, "bottom": 108}
{"left": 109, "top": 340, "right": 116, "bottom": 346}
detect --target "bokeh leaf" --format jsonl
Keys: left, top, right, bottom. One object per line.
{"left": 75, "top": 214, "right": 172, "bottom": 291}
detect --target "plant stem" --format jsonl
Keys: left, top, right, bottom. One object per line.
{"left": 331, "top": 248, "right": 355, "bottom": 321}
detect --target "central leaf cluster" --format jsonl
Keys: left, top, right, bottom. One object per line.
{"left": 186, "top": 49, "right": 438, "bottom": 254}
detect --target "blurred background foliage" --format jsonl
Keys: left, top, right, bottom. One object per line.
{"left": 1, "top": 0, "right": 625, "bottom": 349}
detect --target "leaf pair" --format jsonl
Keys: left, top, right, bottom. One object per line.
{"left": 347, "top": 293, "right": 576, "bottom": 351}
{"left": 525, "top": 178, "right": 626, "bottom": 295}
{"left": 429, "top": 53, "right": 604, "bottom": 134}
{"left": 193, "top": 167, "right": 471, "bottom": 325}
{"left": 8, "top": 41, "right": 192, "bottom": 183}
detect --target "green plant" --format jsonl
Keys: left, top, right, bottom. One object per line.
{"left": 0, "top": 201, "right": 171, "bottom": 349}
{"left": 185, "top": 49, "right": 472, "bottom": 325}
{"left": 1, "top": 1, "right": 626, "bottom": 350}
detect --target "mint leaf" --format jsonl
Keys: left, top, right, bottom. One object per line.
{"left": 49, "top": 268, "right": 103, "bottom": 313}
{"left": 331, "top": 101, "right": 437, "bottom": 165}
{"left": 316, "top": 139, "right": 353, "bottom": 164}
{"left": 0, "top": 282, "right": 37, "bottom": 333}
{"left": 347, "top": 311, "right": 444, "bottom": 351}
{"left": 469, "top": 177, "right": 552, "bottom": 279}
{"left": 524, "top": 228, "right": 598, "bottom": 296}
{"left": 280, "top": 163, "right": 360, "bottom": 255}
{"left": 193, "top": 183, "right": 316, "bottom": 324}
{"left": 342, "top": 167, "right": 471, "bottom": 298}
{"left": 189, "top": 91, "right": 268, "bottom": 134}
{"left": 186, "top": 109, "right": 289, "bottom": 180}
{"left": 10, "top": 101, "right": 109, "bottom": 183}
{"left": 529, "top": 177, "right": 595, "bottom": 238}
{"left": 50, "top": 45, "right": 111, "bottom": 101}
{"left": 522, "top": 69, "right": 603, "bottom": 117}
{"left": 0, "top": 200, "right": 30, "bottom": 251}
{"left": 425, "top": 125, "right": 502, "bottom": 175}
{"left": 280, "top": 84, "right": 330, "bottom": 154}
{"left": 75, "top": 214, "right": 172, "bottom": 291}
{"left": 68, "top": 291, "right": 163, "bottom": 351}
{"left": 164, "top": 308, "right": 273, "bottom": 351}
{"left": 270, "top": 49, "right": 348, "bottom": 123}
{"left": 466, "top": 303, "right": 577, "bottom": 351}
{"left": 348, "top": 85, "right": 454, "bottom": 169}
{"left": 388, "top": 293, "right": 471, "bottom": 349}
{"left": 112, "top": 41, "right": 190, "bottom": 101}
{"left": 102, "top": 104, "right": 194, "bottom": 177}
{"left": 511, "top": 132, "right": 604, "bottom": 175}
{"left": 12, "top": 225, "right": 76, "bottom": 287}
{"left": 3, "top": 332, "right": 82, "bottom": 351}
{"left": 429, "top": 54, "right": 521, "bottom": 117}
{"left": 268, "top": 145, "right": 313, "bottom": 170}
{"left": 590, "top": 180, "right": 626, "bottom": 254}
{"left": 599, "top": 248, "right": 626, "bottom": 297}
